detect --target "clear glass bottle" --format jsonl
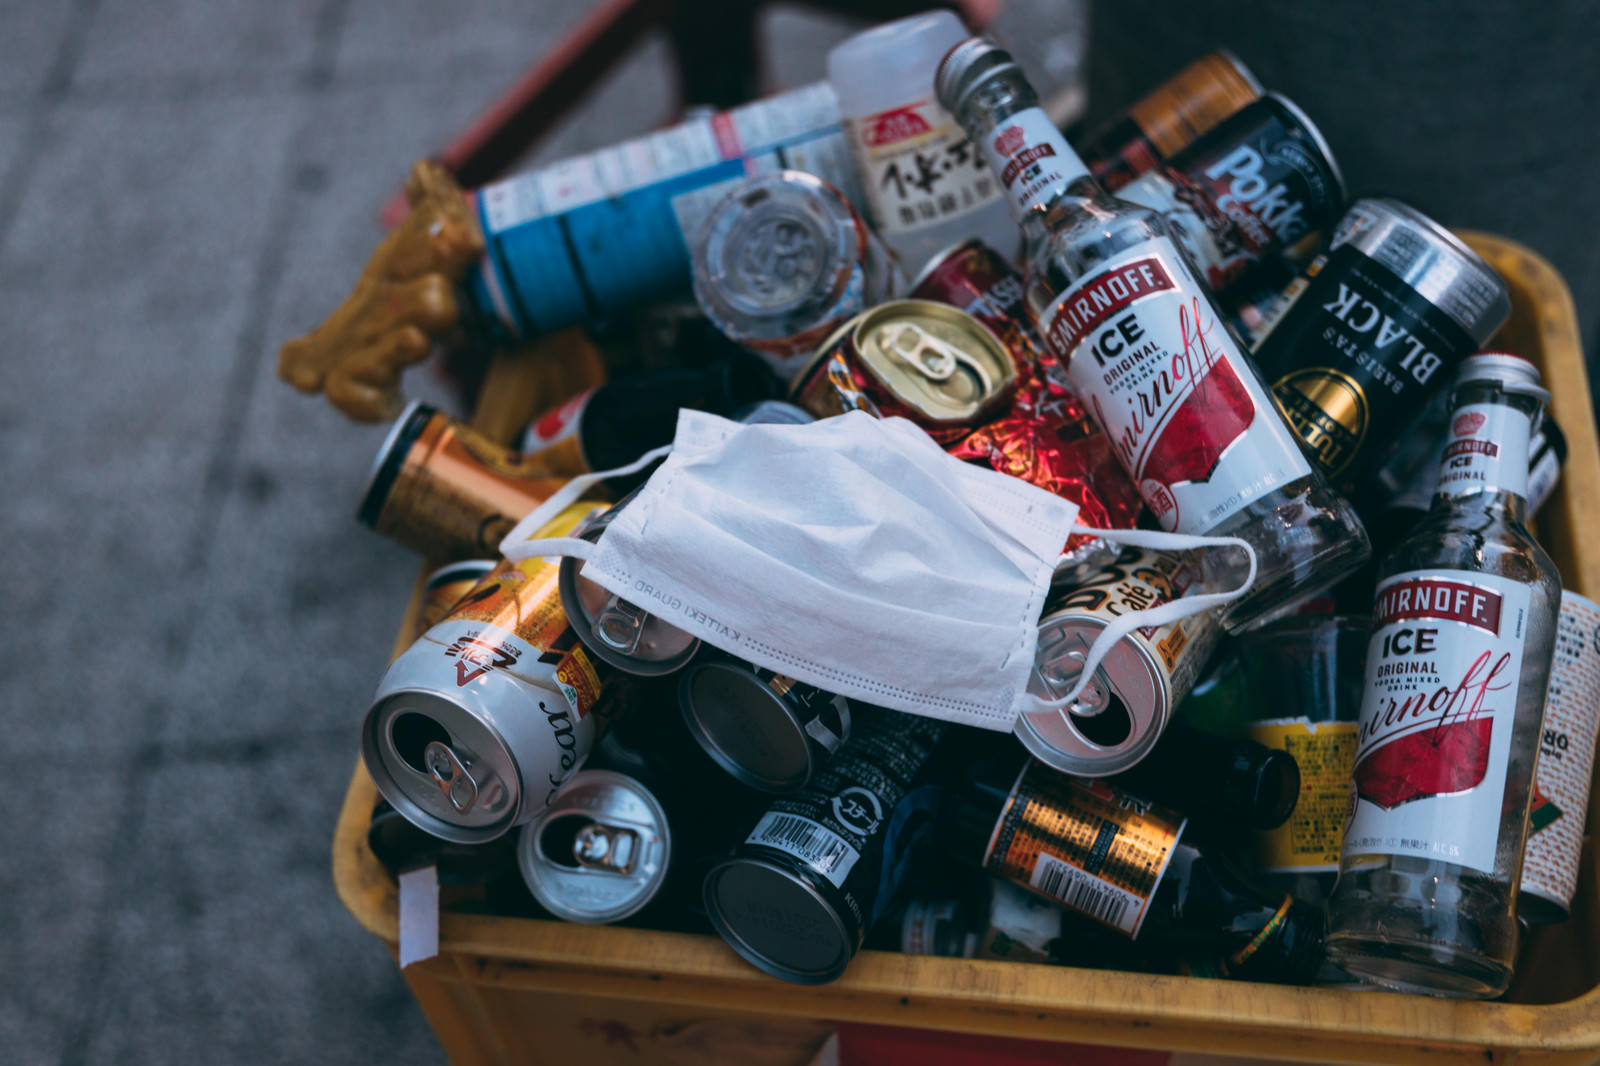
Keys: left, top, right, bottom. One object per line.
{"left": 936, "top": 39, "right": 1369, "bottom": 633}
{"left": 1327, "top": 352, "right": 1561, "bottom": 998}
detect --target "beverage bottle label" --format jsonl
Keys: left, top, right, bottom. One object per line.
{"left": 848, "top": 99, "right": 1004, "bottom": 236}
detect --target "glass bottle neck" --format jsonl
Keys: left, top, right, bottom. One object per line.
{"left": 1430, "top": 383, "right": 1540, "bottom": 515}
{"left": 957, "top": 76, "right": 1099, "bottom": 227}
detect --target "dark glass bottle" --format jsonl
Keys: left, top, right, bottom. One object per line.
{"left": 1110, "top": 718, "right": 1301, "bottom": 831}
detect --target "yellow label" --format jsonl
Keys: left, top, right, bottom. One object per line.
{"left": 1250, "top": 718, "right": 1359, "bottom": 872}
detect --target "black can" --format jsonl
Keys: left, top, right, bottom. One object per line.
{"left": 1117, "top": 93, "right": 1345, "bottom": 296}
{"left": 1253, "top": 197, "right": 1511, "bottom": 485}
{"left": 701, "top": 707, "right": 947, "bottom": 984}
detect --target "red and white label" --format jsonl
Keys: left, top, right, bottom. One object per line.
{"left": 1037, "top": 237, "right": 1312, "bottom": 533}
{"left": 1437, "top": 400, "right": 1530, "bottom": 501}
{"left": 846, "top": 98, "right": 1002, "bottom": 236}
{"left": 977, "top": 107, "right": 1088, "bottom": 217}
{"left": 1344, "top": 568, "right": 1532, "bottom": 873}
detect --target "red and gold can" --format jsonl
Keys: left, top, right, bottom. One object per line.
{"left": 358, "top": 401, "right": 578, "bottom": 561}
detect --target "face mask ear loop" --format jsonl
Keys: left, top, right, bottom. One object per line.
{"left": 1029, "top": 528, "right": 1258, "bottom": 714}
{"left": 498, "top": 444, "right": 673, "bottom": 562}
{"left": 505, "top": 535, "right": 598, "bottom": 565}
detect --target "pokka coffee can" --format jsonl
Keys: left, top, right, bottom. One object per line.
{"left": 362, "top": 500, "right": 610, "bottom": 844}
{"left": 691, "top": 170, "right": 899, "bottom": 382}
{"left": 359, "top": 401, "right": 569, "bottom": 561}
{"left": 516, "top": 770, "right": 671, "bottom": 924}
{"left": 557, "top": 494, "right": 701, "bottom": 676}
{"left": 703, "top": 707, "right": 946, "bottom": 984}
{"left": 1116, "top": 93, "right": 1345, "bottom": 297}
{"left": 1253, "top": 198, "right": 1511, "bottom": 485}
{"left": 1014, "top": 547, "right": 1222, "bottom": 776}
{"left": 1520, "top": 591, "right": 1600, "bottom": 924}
{"left": 415, "top": 560, "right": 498, "bottom": 638}
{"left": 789, "top": 300, "right": 1018, "bottom": 427}
{"left": 677, "top": 655, "right": 852, "bottom": 792}
{"left": 1079, "top": 50, "right": 1262, "bottom": 191}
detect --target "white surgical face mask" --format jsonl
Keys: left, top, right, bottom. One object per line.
{"left": 501, "top": 410, "right": 1255, "bottom": 732}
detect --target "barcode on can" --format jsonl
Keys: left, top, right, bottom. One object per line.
{"left": 746, "top": 811, "right": 861, "bottom": 889}
{"left": 1029, "top": 851, "right": 1145, "bottom": 936}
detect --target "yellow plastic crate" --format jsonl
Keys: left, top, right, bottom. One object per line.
{"left": 333, "top": 234, "right": 1600, "bottom": 1066}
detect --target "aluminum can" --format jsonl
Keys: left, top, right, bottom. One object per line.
{"left": 1520, "top": 591, "right": 1600, "bottom": 924}
{"left": 1116, "top": 93, "right": 1345, "bottom": 296}
{"left": 516, "top": 769, "right": 671, "bottom": 924}
{"left": 1079, "top": 50, "right": 1262, "bottom": 191}
{"left": 789, "top": 299, "right": 1018, "bottom": 426}
{"left": 361, "top": 501, "right": 610, "bottom": 844}
{"left": 691, "top": 170, "right": 899, "bottom": 381}
{"left": 416, "top": 560, "right": 497, "bottom": 638}
{"left": 908, "top": 238, "right": 1044, "bottom": 366}
{"left": 1015, "top": 547, "right": 1222, "bottom": 776}
{"left": 983, "top": 761, "right": 1187, "bottom": 938}
{"left": 1526, "top": 412, "right": 1568, "bottom": 517}
{"left": 557, "top": 494, "right": 701, "bottom": 677}
{"left": 466, "top": 83, "right": 861, "bottom": 341}
{"left": 677, "top": 655, "right": 852, "bottom": 792}
{"left": 703, "top": 707, "right": 946, "bottom": 984}
{"left": 1254, "top": 198, "right": 1511, "bottom": 485}
{"left": 359, "top": 401, "right": 567, "bottom": 560}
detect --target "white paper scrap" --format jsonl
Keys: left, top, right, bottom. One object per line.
{"left": 398, "top": 865, "right": 439, "bottom": 968}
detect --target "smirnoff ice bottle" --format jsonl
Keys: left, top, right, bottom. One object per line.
{"left": 1327, "top": 353, "right": 1561, "bottom": 999}
{"left": 936, "top": 39, "right": 1369, "bottom": 633}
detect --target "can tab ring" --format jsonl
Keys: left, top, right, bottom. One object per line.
{"left": 803, "top": 695, "right": 851, "bottom": 755}
{"left": 572, "top": 821, "right": 639, "bottom": 874}
{"left": 595, "top": 595, "right": 649, "bottom": 654}
{"left": 1042, "top": 644, "right": 1111, "bottom": 718}
{"left": 880, "top": 321, "right": 994, "bottom": 394}
{"left": 424, "top": 740, "right": 479, "bottom": 812}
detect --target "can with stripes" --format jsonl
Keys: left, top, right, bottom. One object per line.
{"left": 702, "top": 706, "right": 946, "bottom": 983}
{"left": 465, "top": 83, "right": 861, "bottom": 342}
{"left": 1520, "top": 591, "right": 1600, "bottom": 924}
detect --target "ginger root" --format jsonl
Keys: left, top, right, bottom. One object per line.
{"left": 278, "top": 160, "right": 485, "bottom": 422}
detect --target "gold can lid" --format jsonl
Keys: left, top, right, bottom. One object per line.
{"left": 848, "top": 300, "right": 1018, "bottom": 424}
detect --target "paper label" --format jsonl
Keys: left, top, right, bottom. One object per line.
{"left": 1523, "top": 593, "right": 1600, "bottom": 910}
{"left": 746, "top": 811, "right": 861, "bottom": 889}
{"left": 847, "top": 99, "right": 1001, "bottom": 235}
{"left": 1436, "top": 400, "right": 1530, "bottom": 501}
{"left": 1038, "top": 237, "right": 1312, "bottom": 532}
{"left": 1343, "top": 569, "right": 1531, "bottom": 873}
{"left": 1250, "top": 718, "right": 1358, "bottom": 872}
{"left": 976, "top": 106, "right": 1089, "bottom": 216}
{"left": 398, "top": 866, "right": 440, "bottom": 968}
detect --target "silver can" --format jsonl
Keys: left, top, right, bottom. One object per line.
{"left": 362, "top": 501, "right": 611, "bottom": 844}
{"left": 516, "top": 770, "right": 671, "bottom": 924}
{"left": 558, "top": 495, "right": 701, "bottom": 676}
{"left": 678, "top": 656, "right": 851, "bottom": 792}
{"left": 1015, "top": 547, "right": 1222, "bottom": 776}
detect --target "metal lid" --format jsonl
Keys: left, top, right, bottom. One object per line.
{"left": 702, "top": 856, "right": 857, "bottom": 984}
{"left": 934, "top": 37, "right": 1021, "bottom": 118}
{"left": 356, "top": 399, "right": 433, "bottom": 527}
{"left": 1332, "top": 197, "right": 1511, "bottom": 345}
{"left": 1213, "top": 48, "right": 1263, "bottom": 95}
{"left": 1013, "top": 615, "right": 1170, "bottom": 776}
{"left": 517, "top": 770, "right": 671, "bottom": 924}
{"left": 692, "top": 171, "right": 863, "bottom": 345}
{"left": 1262, "top": 91, "right": 1346, "bottom": 206}
{"left": 1456, "top": 351, "right": 1547, "bottom": 401}
{"left": 362, "top": 687, "right": 523, "bottom": 844}
{"left": 848, "top": 300, "right": 1017, "bottom": 423}
{"left": 678, "top": 660, "right": 826, "bottom": 791}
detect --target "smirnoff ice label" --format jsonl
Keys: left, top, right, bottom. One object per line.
{"left": 1436, "top": 401, "right": 1531, "bottom": 501}
{"left": 1344, "top": 569, "right": 1532, "bottom": 873}
{"left": 1037, "top": 237, "right": 1313, "bottom": 533}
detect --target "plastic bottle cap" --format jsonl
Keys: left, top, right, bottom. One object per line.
{"left": 827, "top": 10, "right": 969, "bottom": 117}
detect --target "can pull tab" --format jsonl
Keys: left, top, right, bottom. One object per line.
{"left": 881, "top": 321, "right": 994, "bottom": 394}
{"left": 803, "top": 695, "right": 852, "bottom": 756}
{"left": 424, "top": 740, "right": 480, "bottom": 812}
{"left": 594, "top": 595, "right": 648, "bottom": 654}
{"left": 1043, "top": 644, "right": 1111, "bottom": 718}
{"left": 572, "top": 821, "right": 638, "bottom": 874}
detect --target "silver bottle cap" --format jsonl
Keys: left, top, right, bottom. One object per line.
{"left": 934, "top": 37, "right": 1021, "bottom": 117}
{"left": 1457, "top": 351, "right": 1548, "bottom": 403}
